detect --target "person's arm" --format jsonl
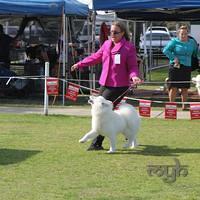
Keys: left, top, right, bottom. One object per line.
{"left": 192, "top": 39, "right": 199, "bottom": 57}
{"left": 163, "top": 39, "right": 176, "bottom": 62}
{"left": 71, "top": 45, "right": 104, "bottom": 71}
{"left": 127, "top": 44, "right": 141, "bottom": 85}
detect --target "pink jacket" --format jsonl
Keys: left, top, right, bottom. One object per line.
{"left": 77, "top": 37, "right": 138, "bottom": 87}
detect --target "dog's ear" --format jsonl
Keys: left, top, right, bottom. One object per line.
{"left": 102, "top": 100, "right": 113, "bottom": 108}
{"left": 89, "top": 95, "right": 96, "bottom": 100}
{"left": 106, "top": 100, "right": 113, "bottom": 105}
{"left": 197, "top": 75, "right": 200, "bottom": 83}
{"left": 192, "top": 77, "right": 196, "bottom": 83}
{"left": 88, "top": 96, "right": 94, "bottom": 104}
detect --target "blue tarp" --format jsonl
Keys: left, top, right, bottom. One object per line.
{"left": 93, "top": 0, "right": 200, "bottom": 21}
{"left": 0, "top": 0, "right": 88, "bottom": 16}
{"left": 93, "top": 0, "right": 200, "bottom": 10}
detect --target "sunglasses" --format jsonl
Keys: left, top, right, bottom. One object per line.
{"left": 110, "top": 31, "right": 121, "bottom": 35}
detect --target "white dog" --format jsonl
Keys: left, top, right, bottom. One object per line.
{"left": 79, "top": 96, "right": 141, "bottom": 153}
{"left": 192, "top": 74, "right": 200, "bottom": 97}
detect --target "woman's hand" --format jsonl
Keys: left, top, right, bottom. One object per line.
{"left": 71, "top": 64, "right": 78, "bottom": 71}
{"left": 174, "top": 57, "right": 179, "bottom": 65}
{"left": 131, "top": 76, "right": 142, "bottom": 85}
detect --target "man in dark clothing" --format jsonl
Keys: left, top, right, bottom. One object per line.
{"left": 0, "top": 24, "right": 16, "bottom": 69}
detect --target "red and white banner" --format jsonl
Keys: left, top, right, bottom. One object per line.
{"left": 139, "top": 100, "right": 151, "bottom": 117}
{"left": 165, "top": 102, "right": 177, "bottom": 119}
{"left": 65, "top": 82, "right": 80, "bottom": 101}
{"left": 46, "top": 78, "right": 59, "bottom": 95}
{"left": 190, "top": 103, "right": 200, "bottom": 120}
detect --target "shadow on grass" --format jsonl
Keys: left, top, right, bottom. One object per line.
{"left": 105, "top": 145, "right": 200, "bottom": 156}
{"left": 0, "top": 148, "right": 41, "bottom": 165}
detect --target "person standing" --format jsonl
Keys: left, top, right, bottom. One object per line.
{"left": 0, "top": 24, "right": 18, "bottom": 69}
{"left": 71, "top": 21, "right": 141, "bottom": 150}
{"left": 163, "top": 25, "right": 198, "bottom": 110}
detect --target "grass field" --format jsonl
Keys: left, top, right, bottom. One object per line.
{"left": 135, "top": 66, "right": 199, "bottom": 92}
{"left": 146, "top": 63, "right": 199, "bottom": 82}
{"left": 0, "top": 114, "right": 199, "bottom": 200}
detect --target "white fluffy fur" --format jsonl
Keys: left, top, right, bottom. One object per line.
{"left": 192, "top": 74, "right": 200, "bottom": 97}
{"left": 79, "top": 96, "right": 141, "bottom": 153}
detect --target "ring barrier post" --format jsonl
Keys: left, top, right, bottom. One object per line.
{"left": 44, "top": 62, "right": 49, "bottom": 115}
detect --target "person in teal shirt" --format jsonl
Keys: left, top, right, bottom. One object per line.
{"left": 163, "top": 25, "right": 198, "bottom": 110}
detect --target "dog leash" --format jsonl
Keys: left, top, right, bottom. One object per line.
{"left": 112, "top": 86, "right": 133, "bottom": 105}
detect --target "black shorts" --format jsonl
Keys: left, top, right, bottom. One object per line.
{"left": 168, "top": 64, "right": 191, "bottom": 89}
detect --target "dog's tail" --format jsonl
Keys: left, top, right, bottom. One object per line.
{"left": 192, "top": 75, "right": 200, "bottom": 96}
{"left": 118, "top": 103, "right": 141, "bottom": 132}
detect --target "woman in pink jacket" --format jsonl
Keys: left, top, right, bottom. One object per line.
{"left": 71, "top": 21, "right": 141, "bottom": 151}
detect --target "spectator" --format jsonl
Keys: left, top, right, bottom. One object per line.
{"left": 163, "top": 25, "right": 198, "bottom": 110}
{"left": 0, "top": 24, "right": 18, "bottom": 69}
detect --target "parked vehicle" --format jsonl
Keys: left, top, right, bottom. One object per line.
{"left": 146, "top": 26, "right": 170, "bottom": 34}
{"left": 190, "top": 24, "right": 200, "bottom": 45}
{"left": 169, "top": 30, "right": 177, "bottom": 38}
{"left": 139, "top": 30, "right": 171, "bottom": 52}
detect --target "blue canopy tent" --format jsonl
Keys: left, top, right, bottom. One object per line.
{"left": 91, "top": 0, "right": 200, "bottom": 81}
{"left": 0, "top": 0, "right": 88, "bottom": 16}
{"left": 0, "top": 0, "right": 89, "bottom": 107}
{"left": 92, "top": 0, "right": 200, "bottom": 21}
{"left": 93, "top": 0, "right": 200, "bottom": 10}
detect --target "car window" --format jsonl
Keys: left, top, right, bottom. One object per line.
{"left": 151, "top": 28, "right": 167, "bottom": 32}
{"left": 147, "top": 27, "right": 169, "bottom": 33}
{"left": 146, "top": 33, "right": 170, "bottom": 40}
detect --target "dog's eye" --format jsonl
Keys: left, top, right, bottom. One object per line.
{"left": 102, "top": 102, "right": 108, "bottom": 107}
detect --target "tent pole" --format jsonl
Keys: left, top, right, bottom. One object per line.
{"left": 62, "top": 13, "right": 66, "bottom": 105}
{"left": 149, "top": 22, "right": 152, "bottom": 81}
{"left": 65, "top": 17, "right": 69, "bottom": 102}
{"left": 133, "top": 21, "right": 136, "bottom": 44}
{"left": 44, "top": 62, "right": 49, "bottom": 116}
{"left": 87, "top": 16, "right": 91, "bottom": 55}
{"left": 90, "top": 10, "right": 96, "bottom": 90}
{"left": 114, "top": 12, "right": 117, "bottom": 21}
{"left": 143, "top": 22, "right": 148, "bottom": 81}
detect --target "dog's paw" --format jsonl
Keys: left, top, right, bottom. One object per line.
{"left": 130, "top": 143, "right": 139, "bottom": 149}
{"left": 79, "top": 139, "right": 85, "bottom": 143}
{"left": 107, "top": 150, "right": 115, "bottom": 154}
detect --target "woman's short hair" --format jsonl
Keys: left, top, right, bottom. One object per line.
{"left": 112, "top": 21, "right": 130, "bottom": 41}
{"left": 178, "top": 25, "right": 189, "bottom": 32}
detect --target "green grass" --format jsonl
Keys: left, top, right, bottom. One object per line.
{"left": 140, "top": 66, "right": 199, "bottom": 91}
{"left": 146, "top": 66, "right": 199, "bottom": 82}
{"left": 0, "top": 114, "right": 200, "bottom": 200}
{"left": 150, "top": 67, "right": 168, "bottom": 81}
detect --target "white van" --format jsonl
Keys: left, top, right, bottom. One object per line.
{"left": 146, "top": 26, "right": 170, "bottom": 34}
{"left": 140, "top": 30, "right": 171, "bottom": 51}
